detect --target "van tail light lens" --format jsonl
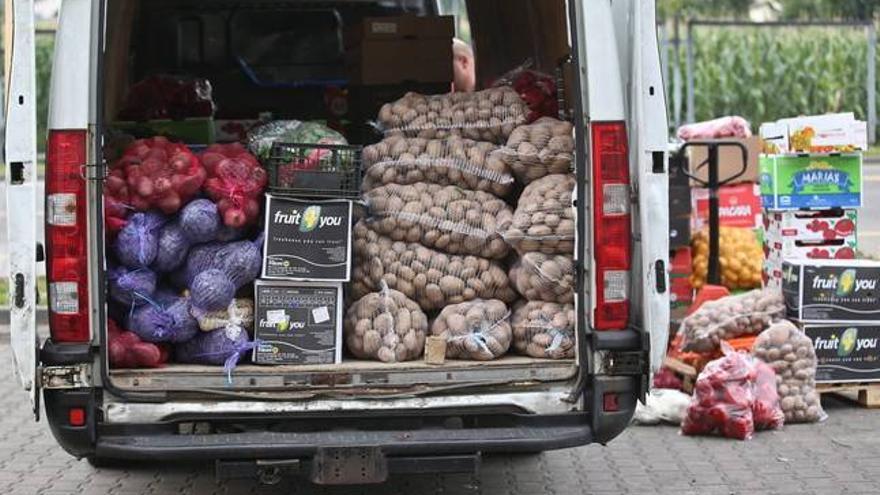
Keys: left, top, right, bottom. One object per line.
{"left": 591, "top": 122, "right": 631, "bottom": 330}
{"left": 46, "top": 130, "right": 90, "bottom": 342}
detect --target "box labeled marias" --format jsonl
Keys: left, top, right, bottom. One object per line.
{"left": 782, "top": 259, "right": 880, "bottom": 322}
{"left": 262, "top": 195, "right": 352, "bottom": 281}
{"left": 802, "top": 324, "right": 880, "bottom": 383}
{"left": 760, "top": 154, "right": 862, "bottom": 210}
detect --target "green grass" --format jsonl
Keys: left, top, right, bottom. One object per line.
{"left": 866, "top": 145, "right": 880, "bottom": 159}
{"left": 0, "top": 276, "right": 48, "bottom": 308}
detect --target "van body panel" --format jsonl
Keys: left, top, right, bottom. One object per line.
{"left": 47, "top": 0, "right": 92, "bottom": 130}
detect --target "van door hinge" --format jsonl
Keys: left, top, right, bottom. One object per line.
{"left": 594, "top": 350, "right": 648, "bottom": 376}
{"left": 39, "top": 364, "right": 93, "bottom": 389}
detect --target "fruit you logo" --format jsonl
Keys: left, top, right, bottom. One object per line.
{"left": 790, "top": 161, "right": 853, "bottom": 193}
{"left": 258, "top": 318, "right": 306, "bottom": 331}
{"left": 814, "top": 327, "right": 879, "bottom": 357}
{"left": 811, "top": 269, "right": 877, "bottom": 296}
{"left": 273, "top": 205, "right": 344, "bottom": 233}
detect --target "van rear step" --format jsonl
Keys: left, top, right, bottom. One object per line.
{"left": 216, "top": 451, "right": 480, "bottom": 485}
{"left": 95, "top": 421, "right": 591, "bottom": 462}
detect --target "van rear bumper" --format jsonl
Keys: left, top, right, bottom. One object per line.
{"left": 94, "top": 413, "right": 592, "bottom": 462}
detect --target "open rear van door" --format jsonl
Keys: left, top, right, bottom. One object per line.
{"left": 4, "top": 0, "right": 40, "bottom": 418}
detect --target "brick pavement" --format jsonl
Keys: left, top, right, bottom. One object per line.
{"left": 1, "top": 338, "right": 879, "bottom": 495}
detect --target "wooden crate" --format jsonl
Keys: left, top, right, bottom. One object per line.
{"left": 817, "top": 382, "right": 880, "bottom": 408}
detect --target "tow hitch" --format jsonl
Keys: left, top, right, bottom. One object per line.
{"left": 216, "top": 448, "right": 480, "bottom": 485}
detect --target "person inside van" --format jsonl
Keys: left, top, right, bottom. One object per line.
{"left": 453, "top": 38, "right": 476, "bottom": 92}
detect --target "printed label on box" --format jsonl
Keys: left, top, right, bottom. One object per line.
{"left": 783, "top": 261, "right": 880, "bottom": 322}
{"left": 804, "top": 324, "right": 880, "bottom": 383}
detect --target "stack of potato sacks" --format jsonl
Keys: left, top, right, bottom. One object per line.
{"left": 346, "top": 87, "right": 576, "bottom": 363}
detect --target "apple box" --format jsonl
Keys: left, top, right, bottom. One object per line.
{"left": 763, "top": 209, "right": 857, "bottom": 243}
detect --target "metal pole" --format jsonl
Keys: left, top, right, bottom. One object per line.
{"left": 686, "top": 21, "right": 695, "bottom": 124}
{"left": 868, "top": 24, "right": 877, "bottom": 145}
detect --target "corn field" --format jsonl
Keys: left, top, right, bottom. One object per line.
{"left": 669, "top": 26, "right": 875, "bottom": 133}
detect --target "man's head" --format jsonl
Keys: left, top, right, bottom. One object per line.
{"left": 453, "top": 38, "right": 476, "bottom": 93}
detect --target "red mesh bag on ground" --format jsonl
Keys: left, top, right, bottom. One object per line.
{"left": 200, "top": 143, "right": 267, "bottom": 228}
{"left": 681, "top": 344, "right": 784, "bottom": 440}
{"left": 108, "top": 137, "right": 206, "bottom": 215}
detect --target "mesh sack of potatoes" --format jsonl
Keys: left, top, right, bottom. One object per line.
{"left": 362, "top": 135, "right": 514, "bottom": 197}
{"left": 510, "top": 253, "right": 575, "bottom": 304}
{"left": 377, "top": 87, "right": 528, "bottom": 144}
{"left": 430, "top": 299, "right": 512, "bottom": 361}
{"left": 504, "top": 174, "right": 575, "bottom": 254}
{"left": 364, "top": 182, "right": 513, "bottom": 260}
{"left": 344, "top": 282, "right": 429, "bottom": 363}
{"left": 752, "top": 320, "right": 826, "bottom": 423}
{"left": 679, "top": 289, "right": 785, "bottom": 353}
{"left": 352, "top": 221, "right": 517, "bottom": 310}
{"left": 196, "top": 298, "right": 255, "bottom": 332}
{"left": 511, "top": 301, "right": 576, "bottom": 359}
{"left": 498, "top": 118, "right": 574, "bottom": 183}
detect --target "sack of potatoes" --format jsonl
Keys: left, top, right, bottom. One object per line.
{"left": 352, "top": 221, "right": 518, "bottom": 310}
{"left": 509, "top": 253, "right": 575, "bottom": 304}
{"left": 752, "top": 320, "right": 826, "bottom": 424}
{"left": 344, "top": 282, "right": 429, "bottom": 363}
{"left": 377, "top": 87, "right": 528, "bottom": 144}
{"left": 504, "top": 174, "right": 576, "bottom": 254}
{"left": 511, "top": 301, "right": 576, "bottom": 359}
{"left": 679, "top": 289, "right": 785, "bottom": 353}
{"left": 362, "top": 135, "right": 514, "bottom": 197}
{"left": 430, "top": 299, "right": 512, "bottom": 361}
{"left": 364, "top": 182, "right": 513, "bottom": 260}
{"left": 498, "top": 117, "right": 574, "bottom": 183}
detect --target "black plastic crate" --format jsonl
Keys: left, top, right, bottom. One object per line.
{"left": 266, "top": 142, "right": 363, "bottom": 199}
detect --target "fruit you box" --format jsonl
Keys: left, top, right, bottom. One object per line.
{"left": 800, "top": 323, "right": 880, "bottom": 384}
{"left": 760, "top": 153, "right": 863, "bottom": 210}
{"left": 782, "top": 259, "right": 880, "bottom": 323}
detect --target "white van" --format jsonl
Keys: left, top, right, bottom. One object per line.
{"left": 5, "top": 0, "right": 669, "bottom": 484}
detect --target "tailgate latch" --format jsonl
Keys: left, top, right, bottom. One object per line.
{"left": 39, "top": 364, "right": 92, "bottom": 389}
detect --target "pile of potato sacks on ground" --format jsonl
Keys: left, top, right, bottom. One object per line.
{"left": 347, "top": 87, "right": 577, "bottom": 363}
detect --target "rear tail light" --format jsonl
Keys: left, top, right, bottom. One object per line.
{"left": 591, "top": 122, "right": 631, "bottom": 330}
{"left": 46, "top": 130, "right": 90, "bottom": 342}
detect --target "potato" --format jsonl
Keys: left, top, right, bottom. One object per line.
{"left": 679, "top": 289, "right": 785, "bottom": 353}
{"left": 430, "top": 299, "right": 512, "bottom": 360}
{"left": 504, "top": 174, "right": 576, "bottom": 254}
{"left": 377, "top": 88, "right": 528, "bottom": 144}
{"left": 344, "top": 285, "right": 428, "bottom": 363}
{"left": 365, "top": 183, "right": 513, "bottom": 259}
{"left": 509, "top": 253, "right": 575, "bottom": 304}
{"left": 510, "top": 301, "right": 575, "bottom": 359}
{"left": 362, "top": 135, "right": 515, "bottom": 197}
{"left": 352, "top": 221, "right": 517, "bottom": 311}
{"left": 751, "top": 320, "right": 825, "bottom": 423}
{"left": 499, "top": 118, "right": 574, "bottom": 183}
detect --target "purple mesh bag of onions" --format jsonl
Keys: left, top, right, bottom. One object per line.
{"left": 107, "top": 266, "right": 157, "bottom": 307}
{"left": 153, "top": 220, "right": 191, "bottom": 273}
{"left": 127, "top": 296, "right": 199, "bottom": 344}
{"left": 175, "top": 325, "right": 256, "bottom": 382}
{"left": 190, "top": 268, "right": 236, "bottom": 312}
{"left": 114, "top": 211, "right": 166, "bottom": 268}
{"left": 180, "top": 199, "right": 221, "bottom": 244}
{"left": 184, "top": 239, "right": 262, "bottom": 289}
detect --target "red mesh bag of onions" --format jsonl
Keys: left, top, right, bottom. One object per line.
{"left": 200, "top": 143, "right": 267, "bottom": 228}
{"left": 106, "top": 137, "right": 206, "bottom": 215}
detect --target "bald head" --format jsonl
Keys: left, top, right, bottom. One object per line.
{"left": 453, "top": 38, "right": 476, "bottom": 93}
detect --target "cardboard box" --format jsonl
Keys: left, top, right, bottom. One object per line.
{"left": 760, "top": 153, "right": 863, "bottom": 210}
{"left": 763, "top": 209, "right": 858, "bottom": 243}
{"left": 782, "top": 259, "right": 880, "bottom": 323}
{"left": 762, "top": 113, "right": 868, "bottom": 154}
{"left": 801, "top": 323, "right": 880, "bottom": 383}
{"left": 262, "top": 195, "right": 353, "bottom": 282}
{"left": 253, "top": 281, "right": 343, "bottom": 365}
{"left": 687, "top": 136, "right": 761, "bottom": 185}
{"left": 691, "top": 183, "right": 762, "bottom": 231}
{"left": 345, "top": 16, "right": 454, "bottom": 85}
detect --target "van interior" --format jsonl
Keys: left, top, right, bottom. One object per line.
{"left": 101, "top": 0, "right": 583, "bottom": 396}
